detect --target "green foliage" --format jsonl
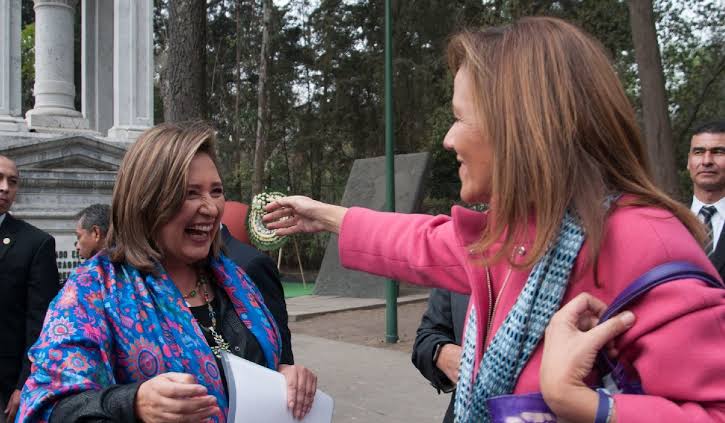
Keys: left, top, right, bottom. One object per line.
{"left": 109, "top": 0, "right": 725, "bottom": 266}
{"left": 656, "top": 0, "right": 725, "bottom": 181}
{"left": 21, "top": 23, "right": 34, "bottom": 113}
{"left": 189, "top": 0, "right": 722, "bottom": 267}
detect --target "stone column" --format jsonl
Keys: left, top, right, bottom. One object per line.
{"left": 0, "top": 0, "right": 27, "bottom": 132}
{"left": 107, "top": 0, "right": 153, "bottom": 142}
{"left": 81, "top": 0, "right": 114, "bottom": 136}
{"left": 26, "top": 0, "right": 89, "bottom": 131}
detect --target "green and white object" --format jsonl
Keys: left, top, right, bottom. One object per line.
{"left": 247, "top": 191, "right": 289, "bottom": 251}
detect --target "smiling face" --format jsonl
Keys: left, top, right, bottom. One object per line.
{"left": 0, "top": 156, "right": 19, "bottom": 215}
{"left": 442, "top": 68, "right": 492, "bottom": 204}
{"left": 688, "top": 132, "right": 725, "bottom": 203}
{"left": 157, "top": 152, "right": 225, "bottom": 267}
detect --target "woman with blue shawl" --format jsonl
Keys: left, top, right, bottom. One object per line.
{"left": 18, "top": 122, "right": 317, "bottom": 422}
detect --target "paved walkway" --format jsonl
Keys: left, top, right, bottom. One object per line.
{"left": 286, "top": 294, "right": 430, "bottom": 321}
{"left": 292, "top": 333, "right": 449, "bottom": 422}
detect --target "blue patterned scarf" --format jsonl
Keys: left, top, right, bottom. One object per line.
{"left": 454, "top": 210, "right": 586, "bottom": 423}
{"left": 19, "top": 253, "right": 281, "bottom": 423}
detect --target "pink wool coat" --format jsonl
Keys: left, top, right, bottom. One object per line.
{"left": 338, "top": 202, "right": 725, "bottom": 422}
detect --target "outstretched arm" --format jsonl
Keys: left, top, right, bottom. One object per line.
{"left": 264, "top": 196, "right": 348, "bottom": 235}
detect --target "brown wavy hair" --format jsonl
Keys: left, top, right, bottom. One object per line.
{"left": 447, "top": 17, "right": 705, "bottom": 270}
{"left": 106, "top": 122, "right": 222, "bottom": 273}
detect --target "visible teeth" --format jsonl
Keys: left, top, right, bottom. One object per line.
{"left": 189, "top": 224, "right": 212, "bottom": 232}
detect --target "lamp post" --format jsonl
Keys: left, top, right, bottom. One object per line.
{"left": 384, "top": 0, "right": 398, "bottom": 344}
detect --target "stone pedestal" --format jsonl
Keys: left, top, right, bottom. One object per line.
{"left": 107, "top": 0, "right": 153, "bottom": 142}
{"left": 0, "top": 0, "right": 27, "bottom": 132}
{"left": 25, "top": 0, "right": 89, "bottom": 131}
{"left": 314, "top": 153, "right": 431, "bottom": 298}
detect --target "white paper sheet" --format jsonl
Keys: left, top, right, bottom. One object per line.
{"left": 220, "top": 352, "right": 334, "bottom": 423}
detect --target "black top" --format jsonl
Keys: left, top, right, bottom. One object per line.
{"left": 50, "top": 284, "right": 269, "bottom": 423}
{"left": 188, "top": 287, "right": 266, "bottom": 393}
{"left": 189, "top": 295, "right": 224, "bottom": 352}
{"left": 220, "top": 226, "right": 294, "bottom": 365}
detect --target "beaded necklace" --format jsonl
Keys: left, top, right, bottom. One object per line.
{"left": 198, "top": 272, "right": 231, "bottom": 358}
{"left": 182, "top": 277, "right": 202, "bottom": 299}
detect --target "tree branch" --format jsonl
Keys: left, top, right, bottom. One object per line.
{"left": 677, "top": 53, "right": 725, "bottom": 142}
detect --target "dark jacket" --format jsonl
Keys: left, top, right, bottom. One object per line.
{"left": 411, "top": 288, "right": 469, "bottom": 423}
{"left": 0, "top": 214, "right": 59, "bottom": 402}
{"left": 220, "top": 225, "right": 293, "bottom": 365}
{"left": 709, "top": 225, "right": 725, "bottom": 282}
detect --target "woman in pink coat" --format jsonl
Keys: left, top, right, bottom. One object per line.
{"left": 265, "top": 17, "right": 725, "bottom": 423}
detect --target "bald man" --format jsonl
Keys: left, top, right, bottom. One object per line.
{"left": 0, "top": 155, "right": 59, "bottom": 422}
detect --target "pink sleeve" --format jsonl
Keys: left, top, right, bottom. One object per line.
{"left": 613, "top": 279, "right": 725, "bottom": 422}
{"left": 338, "top": 207, "right": 472, "bottom": 294}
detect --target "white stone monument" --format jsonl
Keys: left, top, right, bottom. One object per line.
{"left": 0, "top": 0, "right": 154, "bottom": 279}
{"left": 0, "top": 0, "right": 26, "bottom": 132}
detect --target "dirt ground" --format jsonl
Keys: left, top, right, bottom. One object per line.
{"left": 288, "top": 301, "right": 429, "bottom": 354}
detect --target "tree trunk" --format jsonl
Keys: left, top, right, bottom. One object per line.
{"left": 163, "top": 0, "right": 207, "bottom": 122}
{"left": 252, "top": 0, "right": 272, "bottom": 195}
{"left": 628, "top": 0, "right": 679, "bottom": 196}
{"left": 234, "top": 0, "right": 241, "bottom": 149}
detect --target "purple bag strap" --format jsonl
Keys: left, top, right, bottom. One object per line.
{"left": 600, "top": 261, "right": 723, "bottom": 323}
{"left": 597, "top": 261, "right": 723, "bottom": 394}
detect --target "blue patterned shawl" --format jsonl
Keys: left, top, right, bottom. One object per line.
{"left": 18, "top": 253, "right": 281, "bottom": 423}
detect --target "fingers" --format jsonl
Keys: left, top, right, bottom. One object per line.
{"left": 280, "top": 365, "right": 299, "bottom": 411}
{"left": 280, "top": 364, "right": 318, "bottom": 419}
{"left": 586, "top": 310, "right": 636, "bottom": 352}
{"left": 159, "top": 394, "right": 218, "bottom": 415}
{"left": 264, "top": 198, "right": 288, "bottom": 213}
{"left": 558, "top": 293, "right": 608, "bottom": 322}
{"left": 180, "top": 406, "right": 221, "bottom": 423}
{"left": 5, "top": 390, "right": 20, "bottom": 422}
{"left": 303, "top": 371, "right": 318, "bottom": 417}
{"left": 264, "top": 210, "right": 298, "bottom": 230}
{"left": 263, "top": 206, "right": 294, "bottom": 223}
{"left": 294, "top": 373, "right": 306, "bottom": 419}
{"left": 576, "top": 312, "right": 600, "bottom": 331}
{"left": 157, "top": 373, "right": 207, "bottom": 398}
{"left": 553, "top": 294, "right": 635, "bottom": 346}
{"left": 156, "top": 406, "right": 219, "bottom": 423}
{"left": 264, "top": 196, "right": 301, "bottom": 214}
{"left": 6, "top": 405, "right": 17, "bottom": 423}
{"left": 136, "top": 373, "right": 217, "bottom": 423}
{"left": 163, "top": 372, "right": 197, "bottom": 385}
{"left": 294, "top": 368, "right": 317, "bottom": 419}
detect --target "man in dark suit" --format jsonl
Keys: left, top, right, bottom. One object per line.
{"left": 411, "top": 289, "right": 470, "bottom": 423}
{"left": 221, "top": 224, "right": 294, "bottom": 364}
{"left": 0, "top": 155, "right": 60, "bottom": 422}
{"left": 687, "top": 120, "right": 725, "bottom": 281}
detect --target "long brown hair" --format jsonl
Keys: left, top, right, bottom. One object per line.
{"left": 447, "top": 17, "right": 705, "bottom": 270}
{"left": 106, "top": 122, "right": 223, "bottom": 273}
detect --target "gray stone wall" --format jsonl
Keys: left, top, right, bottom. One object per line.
{"left": 0, "top": 133, "right": 125, "bottom": 280}
{"left": 314, "top": 152, "right": 431, "bottom": 298}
